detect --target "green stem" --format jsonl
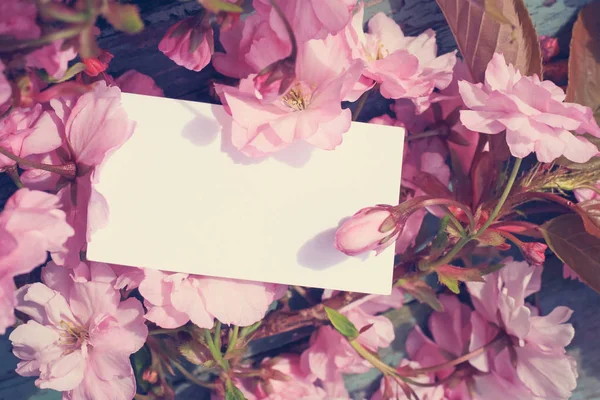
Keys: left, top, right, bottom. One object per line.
{"left": 473, "top": 157, "right": 523, "bottom": 239}
{"left": 269, "top": 0, "right": 297, "bottom": 58}
{"left": 442, "top": 206, "right": 466, "bottom": 237}
{"left": 226, "top": 325, "right": 239, "bottom": 355}
{"left": 409, "top": 333, "right": 505, "bottom": 375}
{"left": 214, "top": 320, "right": 222, "bottom": 353}
{"left": 148, "top": 326, "right": 188, "bottom": 336}
{"left": 204, "top": 328, "right": 229, "bottom": 372}
{"left": 0, "top": 146, "right": 76, "bottom": 179}
{"left": 0, "top": 26, "right": 83, "bottom": 53}
{"left": 406, "top": 127, "right": 446, "bottom": 142}
{"left": 349, "top": 340, "right": 397, "bottom": 376}
{"left": 352, "top": 89, "right": 372, "bottom": 121}
{"left": 171, "top": 360, "right": 217, "bottom": 389}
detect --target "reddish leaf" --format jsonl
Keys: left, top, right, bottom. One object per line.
{"left": 540, "top": 213, "right": 600, "bottom": 294}
{"left": 435, "top": 0, "right": 543, "bottom": 83}
{"left": 411, "top": 171, "right": 454, "bottom": 199}
{"left": 471, "top": 152, "right": 496, "bottom": 209}
{"left": 399, "top": 280, "right": 443, "bottom": 311}
{"left": 577, "top": 199, "right": 600, "bottom": 238}
{"left": 565, "top": 2, "right": 600, "bottom": 113}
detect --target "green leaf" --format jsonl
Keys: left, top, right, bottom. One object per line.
{"left": 104, "top": 4, "right": 144, "bottom": 34}
{"left": 436, "top": 264, "right": 485, "bottom": 294}
{"left": 199, "top": 0, "right": 244, "bottom": 13}
{"left": 439, "top": 274, "right": 460, "bottom": 294}
{"left": 41, "top": 62, "right": 87, "bottom": 83}
{"left": 225, "top": 379, "right": 247, "bottom": 400}
{"left": 239, "top": 321, "right": 262, "bottom": 338}
{"left": 540, "top": 213, "right": 600, "bottom": 294}
{"left": 324, "top": 306, "right": 359, "bottom": 340}
{"left": 178, "top": 340, "right": 209, "bottom": 365}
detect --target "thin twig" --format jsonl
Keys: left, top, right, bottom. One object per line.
{"left": 171, "top": 360, "right": 217, "bottom": 389}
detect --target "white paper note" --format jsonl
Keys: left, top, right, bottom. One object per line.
{"left": 86, "top": 93, "right": 404, "bottom": 295}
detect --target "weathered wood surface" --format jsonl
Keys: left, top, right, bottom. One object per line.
{"left": 1, "top": 0, "right": 599, "bottom": 399}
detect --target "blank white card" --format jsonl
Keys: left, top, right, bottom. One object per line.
{"left": 86, "top": 93, "right": 404, "bottom": 295}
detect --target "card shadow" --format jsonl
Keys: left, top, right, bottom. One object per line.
{"left": 180, "top": 102, "right": 314, "bottom": 168}
{"left": 297, "top": 219, "right": 368, "bottom": 271}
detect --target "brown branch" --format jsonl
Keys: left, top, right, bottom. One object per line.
{"left": 252, "top": 291, "right": 369, "bottom": 340}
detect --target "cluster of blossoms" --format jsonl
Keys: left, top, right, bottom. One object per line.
{"left": 0, "top": 0, "right": 599, "bottom": 399}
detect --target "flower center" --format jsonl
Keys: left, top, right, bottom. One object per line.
{"left": 364, "top": 40, "right": 390, "bottom": 62}
{"left": 58, "top": 320, "right": 89, "bottom": 354}
{"left": 280, "top": 82, "right": 313, "bottom": 111}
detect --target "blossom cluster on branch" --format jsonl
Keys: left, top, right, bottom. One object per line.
{"left": 0, "top": 0, "right": 599, "bottom": 399}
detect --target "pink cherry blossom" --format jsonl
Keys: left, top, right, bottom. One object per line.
{"left": 213, "top": 13, "right": 291, "bottom": 79}
{"left": 345, "top": 5, "right": 456, "bottom": 101}
{"left": 115, "top": 70, "right": 165, "bottom": 97}
{"left": 368, "top": 113, "right": 451, "bottom": 255}
{"left": 405, "top": 294, "right": 472, "bottom": 380}
{"left": 9, "top": 263, "right": 147, "bottom": 400}
{"left": 159, "top": 17, "right": 214, "bottom": 72}
{"left": 251, "top": 354, "right": 347, "bottom": 400}
{"left": 0, "top": 61, "right": 11, "bottom": 107}
{"left": 26, "top": 40, "right": 78, "bottom": 80}
{"left": 0, "top": 275, "right": 17, "bottom": 334}
{"left": 371, "top": 360, "right": 445, "bottom": 400}
{"left": 139, "top": 269, "right": 287, "bottom": 328}
{"left": 458, "top": 52, "right": 600, "bottom": 163}
{"left": 574, "top": 181, "right": 600, "bottom": 202}
{"left": 0, "top": 104, "right": 62, "bottom": 169}
{"left": 424, "top": 60, "right": 480, "bottom": 173}
{"left": 253, "top": 0, "right": 355, "bottom": 43}
{"left": 399, "top": 137, "right": 450, "bottom": 253}
{"left": 520, "top": 242, "right": 547, "bottom": 267}
{"left": 217, "top": 35, "right": 363, "bottom": 157}
{"left": 0, "top": 0, "right": 41, "bottom": 40}
{"left": 322, "top": 287, "right": 405, "bottom": 316}
{"left": 335, "top": 206, "right": 397, "bottom": 256}
{"left": 301, "top": 303, "right": 394, "bottom": 382}
{"left": 21, "top": 82, "right": 135, "bottom": 267}
{"left": 0, "top": 189, "right": 74, "bottom": 277}
{"left": 467, "top": 259, "right": 578, "bottom": 399}
{"left": 562, "top": 264, "right": 582, "bottom": 282}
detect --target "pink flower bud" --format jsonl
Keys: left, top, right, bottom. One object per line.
{"left": 539, "top": 35, "right": 559, "bottom": 62}
{"left": 253, "top": 57, "right": 296, "bottom": 102}
{"left": 521, "top": 242, "right": 547, "bottom": 267}
{"left": 158, "top": 16, "right": 214, "bottom": 72}
{"left": 334, "top": 206, "right": 398, "bottom": 256}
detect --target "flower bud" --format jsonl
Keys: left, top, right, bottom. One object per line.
{"left": 253, "top": 57, "right": 296, "bottom": 102}
{"left": 334, "top": 206, "right": 399, "bottom": 256}
{"left": 539, "top": 35, "right": 559, "bottom": 62}
{"left": 521, "top": 242, "right": 547, "bottom": 267}
{"left": 142, "top": 368, "right": 158, "bottom": 384}
{"left": 83, "top": 50, "right": 114, "bottom": 77}
{"left": 158, "top": 16, "right": 214, "bottom": 72}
